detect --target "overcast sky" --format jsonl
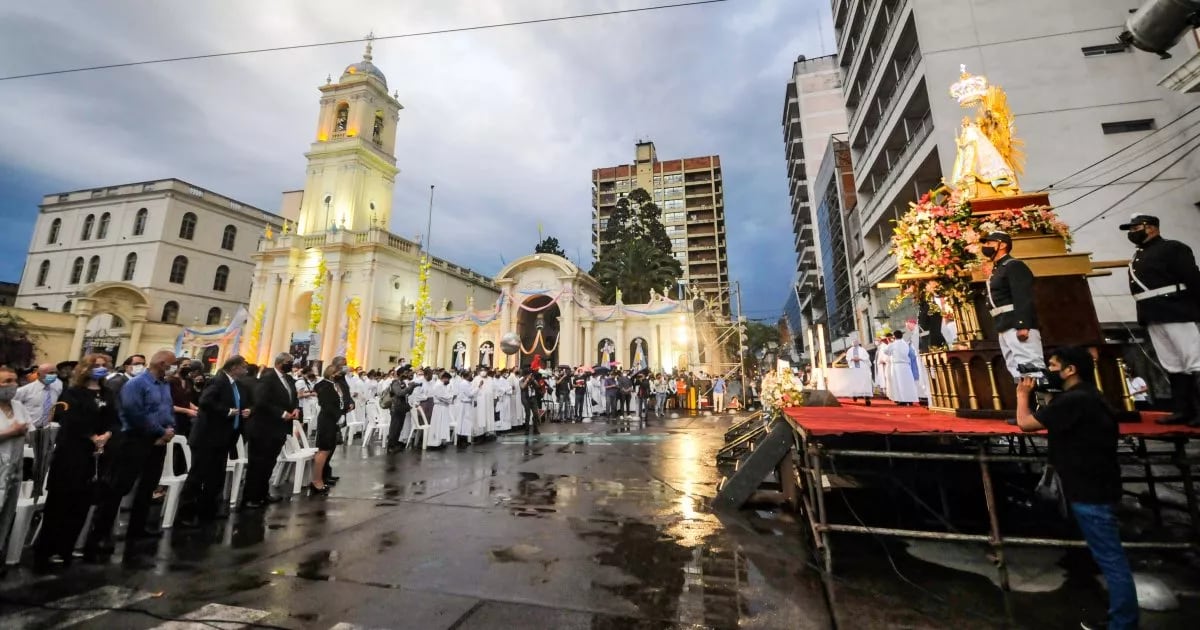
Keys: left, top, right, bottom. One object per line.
{"left": 0, "top": 0, "right": 832, "bottom": 318}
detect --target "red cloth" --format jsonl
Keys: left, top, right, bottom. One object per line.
{"left": 530, "top": 355, "right": 542, "bottom": 371}
{"left": 783, "top": 399, "right": 1200, "bottom": 438}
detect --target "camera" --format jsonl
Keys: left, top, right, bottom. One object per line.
{"left": 1017, "top": 362, "right": 1059, "bottom": 392}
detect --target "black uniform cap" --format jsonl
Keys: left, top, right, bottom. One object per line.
{"left": 981, "top": 231, "right": 1012, "bottom": 247}
{"left": 1118, "top": 213, "right": 1159, "bottom": 230}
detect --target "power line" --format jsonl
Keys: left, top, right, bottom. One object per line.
{"left": 1037, "top": 103, "right": 1200, "bottom": 192}
{"left": 1073, "top": 137, "right": 1200, "bottom": 232}
{"left": 0, "top": 0, "right": 728, "bottom": 82}
{"left": 1050, "top": 127, "right": 1200, "bottom": 213}
{"left": 1063, "top": 115, "right": 1200, "bottom": 189}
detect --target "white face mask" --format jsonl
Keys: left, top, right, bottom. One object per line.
{"left": 131, "top": 365, "right": 146, "bottom": 377}
{"left": 165, "top": 365, "right": 177, "bottom": 376}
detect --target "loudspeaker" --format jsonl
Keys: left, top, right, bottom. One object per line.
{"left": 804, "top": 390, "right": 842, "bottom": 407}
{"left": 713, "top": 421, "right": 794, "bottom": 512}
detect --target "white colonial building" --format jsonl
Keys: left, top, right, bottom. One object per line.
{"left": 15, "top": 179, "right": 288, "bottom": 360}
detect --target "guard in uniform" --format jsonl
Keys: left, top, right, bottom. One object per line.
{"left": 982, "top": 231, "right": 1045, "bottom": 378}
{"left": 1120, "top": 214, "right": 1200, "bottom": 426}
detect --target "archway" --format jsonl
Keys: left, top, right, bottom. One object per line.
{"left": 516, "top": 294, "right": 560, "bottom": 368}
{"left": 82, "top": 312, "right": 125, "bottom": 360}
{"left": 478, "top": 341, "right": 495, "bottom": 368}
{"left": 451, "top": 340, "right": 468, "bottom": 370}
{"left": 629, "top": 337, "right": 649, "bottom": 371}
{"left": 597, "top": 338, "right": 616, "bottom": 366}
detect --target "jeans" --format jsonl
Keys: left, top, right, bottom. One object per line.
{"left": 655, "top": 392, "right": 667, "bottom": 415}
{"left": 574, "top": 390, "right": 585, "bottom": 419}
{"left": 1071, "top": 502, "right": 1138, "bottom": 630}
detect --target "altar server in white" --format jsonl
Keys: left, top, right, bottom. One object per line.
{"left": 473, "top": 369, "right": 496, "bottom": 435}
{"left": 886, "top": 330, "right": 920, "bottom": 405}
{"left": 875, "top": 337, "right": 891, "bottom": 397}
{"left": 428, "top": 372, "right": 456, "bottom": 447}
{"left": 845, "top": 339, "right": 874, "bottom": 405}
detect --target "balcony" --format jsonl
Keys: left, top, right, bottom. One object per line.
{"left": 865, "top": 241, "right": 898, "bottom": 284}
{"left": 789, "top": 157, "right": 807, "bottom": 181}
{"left": 843, "top": 0, "right": 886, "bottom": 99}
{"left": 837, "top": 0, "right": 867, "bottom": 61}
{"left": 859, "top": 112, "right": 933, "bottom": 230}
{"left": 833, "top": 0, "right": 848, "bottom": 27}
{"left": 787, "top": 137, "right": 804, "bottom": 161}
{"left": 854, "top": 52, "right": 925, "bottom": 185}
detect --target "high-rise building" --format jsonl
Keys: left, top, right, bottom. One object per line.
{"left": 812, "top": 139, "right": 860, "bottom": 346}
{"left": 592, "top": 141, "right": 729, "bottom": 312}
{"left": 16, "top": 178, "right": 287, "bottom": 327}
{"left": 782, "top": 55, "right": 850, "bottom": 349}
{"left": 832, "top": 0, "right": 1200, "bottom": 329}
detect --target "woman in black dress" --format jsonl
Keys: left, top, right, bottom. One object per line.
{"left": 34, "top": 353, "right": 118, "bottom": 569}
{"left": 309, "top": 365, "right": 346, "bottom": 495}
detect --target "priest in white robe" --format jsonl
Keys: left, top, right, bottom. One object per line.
{"left": 451, "top": 371, "right": 476, "bottom": 439}
{"left": 845, "top": 339, "right": 874, "bottom": 405}
{"left": 886, "top": 331, "right": 920, "bottom": 405}
{"left": 493, "top": 371, "right": 514, "bottom": 432}
{"left": 507, "top": 371, "right": 525, "bottom": 427}
{"left": 473, "top": 370, "right": 496, "bottom": 435}
{"left": 428, "top": 372, "right": 456, "bottom": 447}
{"left": 587, "top": 374, "right": 606, "bottom": 420}
{"left": 875, "top": 338, "right": 891, "bottom": 397}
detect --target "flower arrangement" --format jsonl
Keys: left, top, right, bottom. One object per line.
{"left": 410, "top": 255, "right": 433, "bottom": 367}
{"left": 890, "top": 188, "right": 1072, "bottom": 308}
{"left": 310, "top": 257, "right": 327, "bottom": 333}
{"left": 344, "top": 296, "right": 361, "bottom": 368}
{"left": 761, "top": 368, "right": 806, "bottom": 412}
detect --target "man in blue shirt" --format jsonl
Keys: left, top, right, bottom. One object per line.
{"left": 712, "top": 376, "right": 727, "bottom": 414}
{"left": 85, "top": 350, "right": 177, "bottom": 557}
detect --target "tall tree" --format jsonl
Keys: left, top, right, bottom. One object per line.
{"left": 534, "top": 236, "right": 567, "bottom": 257}
{"left": 0, "top": 312, "right": 37, "bottom": 367}
{"left": 591, "top": 188, "right": 682, "bottom": 303}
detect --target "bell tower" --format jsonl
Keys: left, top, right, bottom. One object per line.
{"left": 296, "top": 36, "right": 403, "bottom": 235}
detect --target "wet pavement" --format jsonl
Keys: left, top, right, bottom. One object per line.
{"left": 1, "top": 414, "right": 1197, "bottom": 629}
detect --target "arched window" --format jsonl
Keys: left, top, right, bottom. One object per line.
{"left": 169, "top": 255, "right": 188, "bottom": 284}
{"left": 97, "top": 212, "right": 111, "bottom": 239}
{"left": 36, "top": 260, "right": 50, "bottom": 286}
{"left": 110, "top": 315, "right": 125, "bottom": 328}
{"left": 85, "top": 255, "right": 100, "bottom": 283}
{"left": 179, "top": 212, "right": 197, "bottom": 240}
{"left": 47, "top": 218, "right": 61, "bottom": 244}
{"left": 69, "top": 257, "right": 84, "bottom": 284}
{"left": 161, "top": 301, "right": 179, "bottom": 324}
{"left": 122, "top": 253, "right": 137, "bottom": 281}
{"left": 213, "top": 265, "right": 229, "bottom": 291}
{"left": 206, "top": 307, "right": 222, "bottom": 325}
{"left": 133, "top": 208, "right": 148, "bottom": 235}
{"left": 334, "top": 103, "right": 349, "bottom": 132}
{"left": 372, "top": 111, "right": 384, "bottom": 144}
{"left": 62, "top": 300, "right": 72, "bottom": 313}
{"left": 81, "top": 214, "right": 95, "bottom": 240}
{"left": 221, "top": 225, "right": 237, "bottom": 250}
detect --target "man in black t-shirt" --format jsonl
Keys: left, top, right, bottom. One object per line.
{"left": 1015, "top": 347, "right": 1137, "bottom": 630}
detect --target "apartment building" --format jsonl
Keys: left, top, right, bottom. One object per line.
{"left": 592, "top": 141, "right": 729, "bottom": 312}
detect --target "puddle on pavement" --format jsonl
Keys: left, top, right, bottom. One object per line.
{"left": 295, "top": 549, "right": 339, "bottom": 581}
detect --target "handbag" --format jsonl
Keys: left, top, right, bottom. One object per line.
{"left": 1034, "top": 464, "right": 1067, "bottom": 518}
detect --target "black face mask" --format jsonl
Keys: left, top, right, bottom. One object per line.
{"left": 1126, "top": 230, "right": 1148, "bottom": 246}
{"left": 1044, "top": 369, "right": 1065, "bottom": 391}
{"left": 980, "top": 246, "right": 997, "bottom": 259}
{"left": 281, "top": 363, "right": 294, "bottom": 372}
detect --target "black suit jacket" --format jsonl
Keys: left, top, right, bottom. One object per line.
{"left": 987, "top": 255, "right": 1038, "bottom": 332}
{"left": 249, "top": 369, "right": 298, "bottom": 441}
{"left": 190, "top": 374, "right": 241, "bottom": 449}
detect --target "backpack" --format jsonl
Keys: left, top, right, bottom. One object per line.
{"left": 379, "top": 381, "right": 396, "bottom": 409}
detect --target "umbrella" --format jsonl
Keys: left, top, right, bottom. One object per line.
{"left": 592, "top": 365, "right": 611, "bottom": 374}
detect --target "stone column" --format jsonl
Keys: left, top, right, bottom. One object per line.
{"left": 582, "top": 322, "right": 593, "bottom": 367}
{"left": 128, "top": 319, "right": 146, "bottom": 358}
{"left": 69, "top": 299, "right": 95, "bottom": 360}
{"left": 359, "top": 267, "right": 376, "bottom": 369}
{"left": 320, "top": 270, "right": 344, "bottom": 364}
{"left": 271, "top": 277, "right": 293, "bottom": 361}
{"left": 650, "top": 323, "right": 661, "bottom": 372}
{"left": 259, "top": 276, "right": 282, "bottom": 364}
{"left": 468, "top": 325, "right": 479, "bottom": 371}
{"left": 557, "top": 287, "right": 575, "bottom": 367}
{"left": 614, "top": 318, "right": 626, "bottom": 367}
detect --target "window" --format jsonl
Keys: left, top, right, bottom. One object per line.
{"left": 334, "top": 103, "right": 349, "bottom": 132}
{"left": 62, "top": 301, "right": 72, "bottom": 313}
{"left": 47, "top": 218, "right": 61, "bottom": 244}
{"left": 122, "top": 253, "right": 137, "bottom": 282}
{"left": 169, "top": 256, "right": 188, "bottom": 284}
{"left": 81, "top": 214, "right": 95, "bottom": 240}
{"left": 69, "top": 257, "right": 84, "bottom": 284}
{"left": 221, "top": 225, "right": 237, "bottom": 250}
{"left": 662, "top": 199, "right": 685, "bottom": 210}
{"left": 161, "top": 301, "right": 179, "bottom": 324}
{"left": 97, "top": 212, "right": 110, "bottom": 239}
{"left": 652, "top": 176, "right": 662, "bottom": 186}
{"left": 133, "top": 208, "right": 148, "bottom": 235}
{"left": 85, "top": 256, "right": 100, "bottom": 283}
{"left": 671, "top": 238, "right": 686, "bottom": 249}
{"left": 1082, "top": 43, "right": 1128, "bottom": 57}
{"left": 664, "top": 186, "right": 684, "bottom": 198}
{"left": 599, "top": 218, "right": 609, "bottom": 230}
{"left": 213, "top": 265, "right": 229, "bottom": 291}
{"left": 1102, "top": 119, "right": 1155, "bottom": 134}
{"left": 664, "top": 173, "right": 684, "bottom": 184}
{"left": 206, "top": 307, "right": 222, "bottom": 325}
{"left": 179, "top": 212, "right": 197, "bottom": 240}
{"left": 663, "top": 211, "right": 685, "bottom": 223}
{"left": 36, "top": 260, "right": 50, "bottom": 286}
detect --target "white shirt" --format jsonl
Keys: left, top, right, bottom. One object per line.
{"left": 15, "top": 379, "right": 59, "bottom": 428}
{"left": 1127, "top": 377, "right": 1149, "bottom": 402}
{"left": 846, "top": 346, "right": 870, "bottom": 370}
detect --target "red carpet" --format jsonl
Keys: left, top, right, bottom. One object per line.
{"left": 782, "top": 398, "right": 1199, "bottom": 438}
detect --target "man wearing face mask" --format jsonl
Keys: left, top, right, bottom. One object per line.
{"left": 105, "top": 355, "right": 147, "bottom": 406}
{"left": 981, "top": 231, "right": 1044, "bottom": 379}
{"left": 88, "top": 350, "right": 177, "bottom": 549}
{"left": 179, "top": 356, "right": 250, "bottom": 525}
{"left": 386, "top": 368, "right": 419, "bottom": 453}
{"left": 1120, "top": 214, "right": 1200, "bottom": 427}
{"left": 242, "top": 353, "right": 300, "bottom": 509}
{"left": 15, "top": 363, "right": 60, "bottom": 429}
{"left": 1015, "top": 347, "right": 1137, "bottom": 630}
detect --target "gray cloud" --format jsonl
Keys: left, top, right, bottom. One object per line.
{"left": 0, "top": 0, "right": 830, "bottom": 317}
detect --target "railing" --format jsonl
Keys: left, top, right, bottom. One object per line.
{"left": 837, "top": 0, "right": 867, "bottom": 60}
{"left": 303, "top": 235, "right": 327, "bottom": 248}
{"left": 846, "top": 0, "right": 904, "bottom": 129}
{"left": 856, "top": 49, "right": 923, "bottom": 181}
{"left": 842, "top": 0, "right": 884, "bottom": 99}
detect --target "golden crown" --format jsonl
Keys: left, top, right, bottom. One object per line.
{"left": 949, "top": 64, "right": 988, "bottom": 106}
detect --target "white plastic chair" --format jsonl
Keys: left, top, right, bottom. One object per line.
{"left": 6, "top": 446, "right": 45, "bottom": 565}
{"left": 344, "top": 404, "right": 368, "bottom": 445}
{"left": 408, "top": 406, "right": 431, "bottom": 451}
{"left": 159, "top": 435, "right": 192, "bottom": 529}
{"left": 360, "top": 400, "right": 387, "bottom": 448}
{"left": 224, "top": 437, "right": 248, "bottom": 507}
{"left": 280, "top": 420, "right": 317, "bottom": 495}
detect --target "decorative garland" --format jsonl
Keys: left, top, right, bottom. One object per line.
{"left": 419, "top": 287, "right": 683, "bottom": 330}
{"left": 344, "top": 296, "right": 361, "bottom": 368}
{"left": 410, "top": 255, "right": 432, "bottom": 366}
{"left": 310, "top": 257, "right": 326, "bottom": 332}
{"left": 519, "top": 329, "right": 561, "bottom": 356}
{"left": 245, "top": 303, "right": 266, "bottom": 361}
{"left": 175, "top": 306, "right": 249, "bottom": 356}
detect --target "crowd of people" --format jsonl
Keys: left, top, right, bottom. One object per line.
{"left": 0, "top": 350, "right": 750, "bottom": 573}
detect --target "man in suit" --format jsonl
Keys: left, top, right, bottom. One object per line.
{"left": 241, "top": 352, "right": 299, "bottom": 509}
{"left": 178, "top": 356, "right": 250, "bottom": 525}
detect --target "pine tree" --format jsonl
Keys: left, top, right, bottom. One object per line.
{"left": 591, "top": 188, "right": 682, "bottom": 303}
